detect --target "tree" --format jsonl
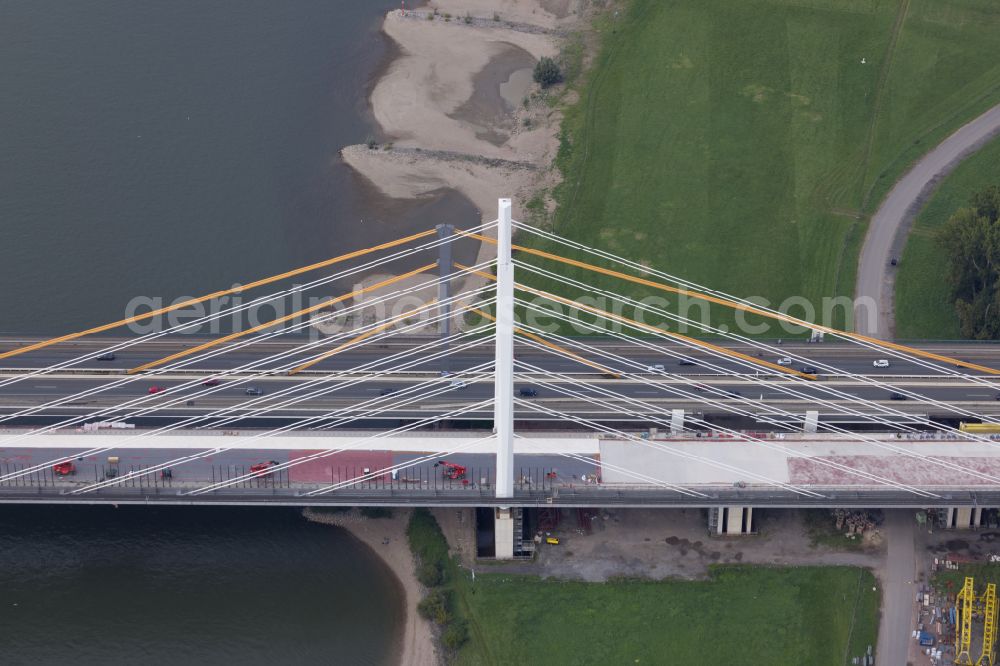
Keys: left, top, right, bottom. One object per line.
{"left": 416, "top": 588, "right": 452, "bottom": 625}
{"left": 533, "top": 57, "right": 562, "bottom": 88}
{"left": 416, "top": 560, "right": 443, "bottom": 587}
{"left": 937, "top": 185, "right": 1000, "bottom": 339}
{"left": 441, "top": 620, "right": 469, "bottom": 649}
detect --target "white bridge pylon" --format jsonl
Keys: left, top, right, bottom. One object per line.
{"left": 494, "top": 197, "right": 515, "bottom": 500}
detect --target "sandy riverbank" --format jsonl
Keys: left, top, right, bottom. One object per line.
{"left": 339, "top": 2, "right": 587, "bottom": 308}
{"left": 322, "top": 1, "right": 588, "bottom": 334}
{"left": 303, "top": 508, "right": 437, "bottom": 666}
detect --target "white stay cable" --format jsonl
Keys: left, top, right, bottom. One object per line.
{"left": 302, "top": 435, "right": 497, "bottom": 497}
{"left": 8, "top": 332, "right": 494, "bottom": 486}
{"left": 514, "top": 355, "right": 938, "bottom": 497}
{"left": 511, "top": 315, "right": 1000, "bottom": 487}
{"left": 0, "top": 262, "right": 495, "bottom": 436}
{"left": 510, "top": 285, "right": 1000, "bottom": 450}
{"left": 514, "top": 258, "right": 1000, "bottom": 431}
{"left": 513, "top": 221, "right": 1000, "bottom": 385}
{"left": 512, "top": 397, "right": 823, "bottom": 498}
{"left": 184, "top": 399, "right": 494, "bottom": 495}
{"left": 0, "top": 221, "right": 497, "bottom": 390}
{"left": 512, "top": 433, "right": 770, "bottom": 497}
{"left": 72, "top": 360, "right": 496, "bottom": 493}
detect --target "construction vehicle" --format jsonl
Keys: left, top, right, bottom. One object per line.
{"left": 438, "top": 460, "right": 467, "bottom": 480}
{"left": 961, "top": 422, "right": 1000, "bottom": 434}
{"left": 53, "top": 462, "right": 75, "bottom": 476}
{"left": 249, "top": 460, "right": 280, "bottom": 475}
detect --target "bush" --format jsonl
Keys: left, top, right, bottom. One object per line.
{"left": 417, "top": 560, "right": 443, "bottom": 587}
{"left": 442, "top": 619, "right": 469, "bottom": 649}
{"left": 407, "top": 509, "right": 449, "bottom": 574}
{"left": 533, "top": 57, "right": 562, "bottom": 88}
{"left": 417, "top": 588, "right": 452, "bottom": 625}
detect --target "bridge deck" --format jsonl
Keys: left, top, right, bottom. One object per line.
{"left": 0, "top": 428, "right": 998, "bottom": 506}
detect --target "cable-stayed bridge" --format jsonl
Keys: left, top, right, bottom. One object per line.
{"left": 3, "top": 199, "right": 1000, "bottom": 554}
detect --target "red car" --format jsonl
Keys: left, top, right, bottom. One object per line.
{"left": 201, "top": 378, "right": 220, "bottom": 387}
{"left": 148, "top": 386, "right": 165, "bottom": 394}
{"left": 53, "top": 462, "right": 76, "bottom": 476}
{"left": 249, "top": 461, "right": 280, "bottom": 476}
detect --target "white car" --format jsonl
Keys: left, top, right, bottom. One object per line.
{"left": 776, "top": 357, "right": 792, "bottom": 366}
{"left": 449, "top": 379, "right": 468, "bottom": 389}
{"left": 647, "top": 364, "right": 665, "bottom": 373}
{"left": 873, "top": 359, "right": 890, "bottom": 368}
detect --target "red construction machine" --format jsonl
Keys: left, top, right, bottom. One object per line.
{"left": 438, "top": 460, "right": 467, "bottom": 480}
{"left": 249, "top": 460, "right": 280, "bottom": 476}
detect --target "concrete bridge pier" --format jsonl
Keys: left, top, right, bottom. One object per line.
{"left": 494, "top": 507, "right": 515, "bottom": 559}
{"left": 710, "top": 506, "right": 755, "bottom": 535}
{"left": 670, "top": 409, "right": 684, "bottom": 434}
{"left": 944, "top": 506, "right": 986, "bottom": 529}
{"left": 803, "top": 410, "right": 819, "bottom": 434}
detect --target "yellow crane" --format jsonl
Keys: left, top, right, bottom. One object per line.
{"left": 977, "top": 583, "right": 998, "bottom": 666}
{"left": 958, "top": 576, "right": 976, "bottom": 666}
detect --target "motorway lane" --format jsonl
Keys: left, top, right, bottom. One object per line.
{"left": 4, "top": 337, "right": 1000, "bottom": 377}
{"left": 1, "top": 337, "right": 1000, "bottom": 426}
{"left": 1, "top": 374, "right": 997, "bottom": 404}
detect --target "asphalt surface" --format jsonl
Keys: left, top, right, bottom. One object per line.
{"left": 1, "top": 337, "right": 1000, "bottom": 427}
{"left": 876, "top": 510, "right": 918, "bottom": 666}
{"left": 0, "top": 446, "right": 590, "bottom": 493}
{"left": 855, "top": 103, "right": 1000, "bottom": 338}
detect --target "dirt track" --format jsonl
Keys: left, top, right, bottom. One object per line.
{"left": 854, "top": 104, "right": 1000, "bottom": 339}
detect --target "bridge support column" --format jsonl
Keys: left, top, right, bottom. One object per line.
{"left": 803, "top": 411, "right": 819, "bottom": 434}
{"left": 711, "top": 507, "right": 754, "bottom": 535}
{"left": 945, "top": 507, "right": 983, "bottom": 529}
{"left": 494, "top": 507, "right": 515, "bottom": 559}
{"left": 670, "top": 409, "right": 684, "bottom": 435}
{"left": 494, "top": 198, "right": 514, "bottom": 501}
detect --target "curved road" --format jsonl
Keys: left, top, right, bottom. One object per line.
{"left": 854, "top": 104, "right": 1000, "bottom": 339}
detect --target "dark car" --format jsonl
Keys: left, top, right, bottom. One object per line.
{"left": 97, "top": 352, "right": 116, "bottom": 361}
{"left": 677, "top": 358, "right": 696, "bottom": 366}
{"left": 245, "top": 387, "right": 264, "bottom": 396}
{"left": 379, "top": 387, "right": 397, "bottom": 396}
{"left": 518, "top": 387, "right": 538, "bottom": 397}
{"left": 799, "top": 366, "right": 818, "bottom": 374}
{"left": 890, "top": 392, "right": 907, "bottom": 401}
{"left": 725, "top": 390, "right": 742, "bottom": 398}
{"left": 201, "top": 378, "right": 220, "bottom": 387}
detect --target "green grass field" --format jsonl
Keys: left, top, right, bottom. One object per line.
{"left": 894, "top": 136, "right": 1000, "bottom": 339}
{"left": 522, "top": 0, "right": 1000, "bottom": 337}
{"left": 453, "top": 566, "right": 880, "bottom": 665}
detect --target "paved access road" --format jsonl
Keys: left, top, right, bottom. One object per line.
{"left": 876, "top": 510, "right": 918, "bottom": 666}
{"left": 855, "top": 104, "right": 1000, "bottom": 338}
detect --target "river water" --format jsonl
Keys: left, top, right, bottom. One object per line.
{"left": 0, "top": 506, "right": 403, "bottom": 665}
{"left": 0, "top": 0, "right": 478, "bottom": 336}
{"left": 0, "top": 1, "right": 464, "bottom": 660}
